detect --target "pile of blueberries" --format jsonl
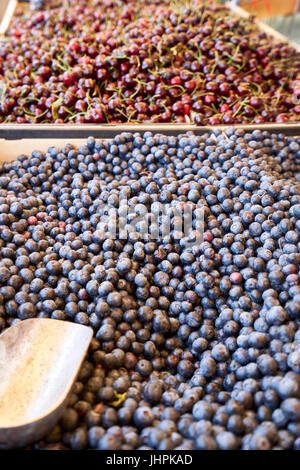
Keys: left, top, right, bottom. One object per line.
{"left": 0, "top": 128, "right": 299, "bottom": 450}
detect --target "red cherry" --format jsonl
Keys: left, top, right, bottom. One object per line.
{"left": 206, "top": 81, "right": 218, "bottom": 92}
{"left": 90, "top": 108, "right": 105, "bottom": 123}
{"left": 34, "top": 76, "right": 43, "bottom": 84}
{"left": 230, "top": 273, "right": 243, "bottom": 284}
{"left": 96, "top": 68, "right": 107, "bottom": 81}
{"left": 284, "top": 96, "right": 295, "bottom": 108}
{"left": 249, "top": 96, "right": 262, "bottom": 109}
{"left": 62, "top": 71, "right": 76, "bottom": 86}
{"left": 120, "top": 62, "right": 130, "bottom": 73}
{"left": 34, "top": 12, "right": 44, "bottom": 23}
{"left": 244, "top": 106, "right": 255, "bottom": 117}
{"left": 27, "top": 216, "right": 37, "bottom": 225}
{"left": 252, "top": 73, "right": 263, "bottom": 84}
{"left": 185, "top": 80, "right": 196, "bottom": 93}
{"left": 170, "top": 76, "right": 182, "bottom": 86}
{"left": 13, "top": 29, "right": 22, "bottom": 38}
{"left": 219, "top": 104, "right": 229, "bottom": 113}
{"left": 168, "top": 87, "right": 182, "bottom": 98}
{"left": 79, "top": 55, "right": 91, "bottom": 65}
{"left": 203, "top": 231, "right": 213, "bottom": 242}
{"left": 183, "top": 104, "right": 191, "bottom": 115}
{"left": 253, "top": 116, "right": 265, "bottom": 124}
{"left": 69, "top": 41, "right": 80, "bottom": 53}
{"left": 208, "top": 116, "right": 220, "bottom": 125}
{"left": 276, "top": 113, "right": 289, "bottom": 123}
{"left": 203, "top": 94, "right": 216, "bottom": 105}
{"left": 223, "top": 111, "right": 234, "bottom": 124}
{"left": 160, "top": 109, "right": 172, "bottom": 122}
{"left": 181, "top": 93, "right": 192, "bottom": 105}
{"left": 260, "top": 57, "right": 270, "bottom": 67}
{"left": 135, "top": 102, "right": 149, "bottom": 114}
{"left": 172, "top": 101, "right": 184, "bottom": 114}
{"left": 219, "top": 83, "right": 231, "bottom": 95}
{"left": 149, "top": 103, "right": 159, "bottom": 114}
{"left": 128, "top": 44, "right": 139, "bottom": 55}
{"left": 194, "top": 113, "right": 207, "bottom": 125}
{"left": 192, "top": 100, "right": 203, "bottom": 112}
{"left": 294, "top": 106, "right": 300, "bottom": 114}
{"left": 237, "top": 85, "right": 248, "bottom": 96}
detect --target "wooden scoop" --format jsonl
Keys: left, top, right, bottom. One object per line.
{"left": 0, "top": 318, "right": 93, "bottom": 449}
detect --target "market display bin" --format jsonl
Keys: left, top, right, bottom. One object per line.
{"left": 0, "top": 0, "right": 299, "bottom": 136}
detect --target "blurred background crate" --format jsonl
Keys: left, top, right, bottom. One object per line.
{"left": 239, "top": 0, "right": 297, "bottom": 17}
{"left": 0, "top": 1, "right": 12, "bottom": 25}
{"left": 229, "top": 0, "right": 300, "bottom": 43}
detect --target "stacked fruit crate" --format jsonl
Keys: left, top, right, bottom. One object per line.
{"left": 239, "top": 0, "right": 297, "bottom": 18}
{"left": 0, "top": 0, "right": 298, "bottom": 133}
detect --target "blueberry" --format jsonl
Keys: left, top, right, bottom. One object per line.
{"left": 177, "top": 360, "right": 195, "bottom": 379}
{"left": 216, "top": 431, "right": 239, "bottom": 450}
{"left": 249, "top": 434, "right": 271, "bottom": 450}
{"left": 18, "top": 302, "right": 37, "bottom": 319}
{"left": 97, "top": 434, "right": 121, "bottom": 450}
{"left": 0, "top": 266, "right": 10, "bottom": 283}
{"left": 195, "top": 434, "right": 217, "bottom": 450}
{"left": 294, "top": 437, "right": 300, "bottom": 450}
{"left": 136, "top": 359, "right": 152, "bottom": 377}
{"left": 134, "top": 407, "right": 154, "bottom": 429}
{"left": 199, "top": 356, "right": 217, "bottom": 377}
{"left": 70, "top": 427, "right": 88, "bottom": 450}
{"left": 257, "top": 354, "right": 277, "bottom": 376}
{"left": 60, "top": 408, "right": 79, "bottom": 432}
{"left": 212, "top": 343, "right": 229, "bottom": 362}
{"left": 143, "top": 382, "right": 163, "bottom": 405}
{"left": 287, "top": 351, "right": 300, "bottom": 373}
{"left": 192, "top": 401, "right": 213, "bottom": 421}
{"left": 281, "top": 398, "right": 300, "bottom": 421}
